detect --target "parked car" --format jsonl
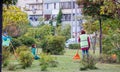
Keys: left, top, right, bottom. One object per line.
{"left": 65, "top": 38, "right": 76, "bottom": 48}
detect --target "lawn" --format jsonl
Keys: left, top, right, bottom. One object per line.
{"left": 2, "top": 48, "right": 120, "bottom": 72}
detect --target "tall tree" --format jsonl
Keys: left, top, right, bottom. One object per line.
{"left": 3, "top": 6, "right": 29, "bottom": 37}
{"left": 77, "top": 0, "right": 120, "bottom": 54}
{"left": 56, "top": 8, "right": 62, "bottom": 27}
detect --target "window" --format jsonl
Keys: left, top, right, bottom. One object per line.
{"left": 61, "top": 2, "right": 72, "bottom": 9}
{"left": 45, "top": 3, "right": 49, "bottom": 9}
{"left": 60, "top": 1, "right": 77, "bottom": 9}
{"left": 54, "top": 3, "right": 56, "bottom": 9}
{"left": 62, "top": 14, "right": 71, "bottom": 21}
{"left": 44, "top": 15, "right": 51, "bottom": 21}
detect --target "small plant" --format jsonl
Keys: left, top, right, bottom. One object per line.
{"left": 16, "top": 45, "right": 33, "bottom": 69}
{"left": 19, "top": 51, "right": 34, "bottom": 69}
{"left": 2, "top": 46, "right": 11, "bottom": 67}
{"left": 39, "top": 53, "right": 58, "bottom": 71}
{"left": 7, "top": 63, "right": 17, "bottom": 71}
{"left": 80, "top": 55, "right": 98, "bottom": 71}
{"left": 49, "top": 60, "right": 58, "bottom": 67}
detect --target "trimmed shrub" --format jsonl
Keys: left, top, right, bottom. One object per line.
{"left": 69, "top": 44, "right": 79, "bottom": 49}
{"left": 19, "top": 36, "right": 36, "bottom": 47}
{"left": 2, "top": 46, "right": 11, "bottom": 67}
{"left": 42, "top": 36, "right": 65, "bottom": 55}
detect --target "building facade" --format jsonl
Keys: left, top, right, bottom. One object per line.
{"left": 16, "top": 0, "right": 83, "bottom": 38}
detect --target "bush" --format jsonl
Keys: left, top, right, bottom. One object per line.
{"left": 10, "top": 38, "right": 22, "bottom": 52}
{"left": 69, "top": 44, "right": 79, "bottom": 49}
{"left": 102, "top": 36, "right": 114, "bottom": 54}
{"left": 7, "top": 63, "right": 17, "bottom": 71}
{"left": 2, "top": 46, "right": 11, "bottom": 67}
{"left": 42, "top": 36, "right": 65, "bottom": 55}
{"left": 108, "top": 49, "right": 120, "bottom": 63}
{"left": 39, "top": 53, "right": 58, "bottom": 71}
{"left": 80, "top": 55, "right": 97, "bottom": 71}
{"left": 19, "top": 51, "right": 33, "bottom": 69}
{"left": 19, "top": 36, "right": 36, "bottom": 47}
{"left": 98, "top": 54, "right": 117, "bottom": 63}
{"left": 15, "top": 45, "right": 33, "bottom": 69}
{"left": 16, "top": 45, "right": 30, "bottom": 55}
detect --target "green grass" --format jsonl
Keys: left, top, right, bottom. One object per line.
{"left": 2, "top": 49, "right": 120, "bottom": 72}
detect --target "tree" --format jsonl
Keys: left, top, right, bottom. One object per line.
{"left": 56, "top": 24, "right": 71, "bottom": 40}
{"left": 3, "top": 6, "right": 29, "bottom": 37}
{"left": 3, "top": 0, "right": 18, "bottom": 8}
{"left": 77, "top": 0, "right": 120, "bottom": 54}
{"left": 56, "top": 9, "right": 62, "bottom": 27}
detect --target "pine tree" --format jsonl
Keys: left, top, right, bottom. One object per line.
{"left": 56, "top": 9, "right": 62, "bottom": 27}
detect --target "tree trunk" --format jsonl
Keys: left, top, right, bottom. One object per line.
{"left": 99, "top": 18, "right": 102, "bottom": 54}
{"left": 92, "top": 31, "right": 97, "bottom": 54}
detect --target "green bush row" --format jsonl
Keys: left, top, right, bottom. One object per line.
{"left": 69, "top": 44, "right": 80, "bottom": 49}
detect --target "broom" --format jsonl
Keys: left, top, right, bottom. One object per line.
{"left": 10, "top": 41, "right": 18, "bottom": 60}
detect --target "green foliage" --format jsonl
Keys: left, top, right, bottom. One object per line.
{"left": 102, "top": 36, "right": 114, "bottom": 54}
{"left": 77, "top": 0, "right": 120, "bottom": 19}
{"left": 56, "top": 9, "right": 62, "bottom": 27}
{"left": 56, "top": 24, "right": 71, "bottom": 40}
{"left": 15, "top": 45, "right": 30, "bottom": 55}
{"left": 19, "top": 51, "right": 33, "bottom": 69}
{"left": 39, "top": 25, "right": 53, "bottom": 39}
{"left": 98, "top": 54, "right": 117, "bottom": 63}
{"left": 16, "top": 46, "right": 33, "bottom": 69}
{"left": 10, "top": 38, "right": 22, "bottom": 52}
{"left": 3, "top": 0, "right": 18, "bottom": 6}
{"left": 42, "top": 36, "right": 65, "bottom": 55}
{"left": 80, "top": 55, "right": 98, "bottom": 71}
{"left": 108, "top": 49, "right": 120, "bottom": 63}
{"left": 25, "top": 25, "right": 52, "bottom": 39}
{"left": 69, "top": 44, "right": 79, "bottom": 49}
{"left": 2, "top": 46, "right": 11, "bottom": 67}
{"left": 7, "top": 63, "right": 17, "bottom": 71}
{"left": 82, "top": 20, "right": 99, "bottom": 34}
{"left": 19, "top": 36, "right": 36, "bottom": 47}
{"left": 39, "top": 53, "right": 58, "bottom": 71}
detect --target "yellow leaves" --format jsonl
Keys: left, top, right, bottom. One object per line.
{"left": 3, "top": 6, "right": 29, "bottom": 29}
{"left": 100, "top": 6, "right": 105, "bottom": 15}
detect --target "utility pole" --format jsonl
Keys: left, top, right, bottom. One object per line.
{"left": 42, "top": 0, "right": 44, "bottom": 21}
{"left": 75, "top": 0, "right": 77, "bottom": 43}
{"left": 71, "top": 0, "right": 73, "bottom": 38}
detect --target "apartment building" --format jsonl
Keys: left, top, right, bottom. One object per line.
{"left": 16, "top": 0, "right": 83, "bottom": 37}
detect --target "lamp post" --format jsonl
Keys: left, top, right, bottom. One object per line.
{"left": 71, "top": 0, "right": 73, "bottom": 38}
